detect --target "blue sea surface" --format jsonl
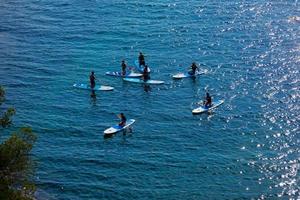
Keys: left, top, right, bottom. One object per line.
{"left": 0, "top": 0, "right": 299, "bottom": 199}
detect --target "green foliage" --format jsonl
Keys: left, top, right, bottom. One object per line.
{"left": 0, "top": 128, "right": 37, "bottom": 200}
{"left": 0, "top": 86, "right": 16, "bottom": 128}
{"left": 0, "top": 86, "right": 37, "bottom": 200}
{"left": 0, "top": 127, "right": 36, "bottom": 172}
{"left": 1, "top": 108, "right": 16, "bottom": 128}
{"left": 0, "top": 86, "right": 5, "bottom": 103}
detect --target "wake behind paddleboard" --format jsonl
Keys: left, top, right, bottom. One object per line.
{"left": 192, "top": 100, "right": 224, "bottom": 114}
{"left": 172, "top": 70, "right": 206, "bottom": 79}
{"left": 104, "top": 119, "right": 135, "bottom": 135}
{"left": 123, "top": 78, "right": 164, "bottom": 85}
{"left": 73, "top": 83, "right": 114, "bottom": 91}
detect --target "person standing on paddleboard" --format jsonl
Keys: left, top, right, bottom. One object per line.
{"left": 118, "top": 113, "right": 127, "bottom": 127}
{"left": 204, "top": 92, "right": 212, "bottom": 107}
{"left": 90, "top": 71, "right": 96, "bottom": 89}
{"left": 142, "top": 65, "right": 150, "bottom": 82}
{"left": 138, "top": 52, "right": 145, "bottom": 66}
{"left": 188, "top": 62, "right": 199, "bottom": 75}
{"left": 121, "top": 60, "right": 127, "bottom": 76}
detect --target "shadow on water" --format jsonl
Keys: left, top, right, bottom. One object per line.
{"left": 192, "top": 110, "right": 214, "bottom": 116}
{"left": 103, "top": 128, "right": 133, "bottom": 140}
{"left": 191, "top": 76, "right": 197, "bottom": 82}
{"left": 90, "top": 90, "right": 97, "bottom": 106}
{"left": 143, "top": 84, "right": 151, "bottom": 92}
{"left": 103, "top": 133, "right": 114, "bottom": 139}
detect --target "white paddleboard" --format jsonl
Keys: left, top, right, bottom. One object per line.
{"left": 73, "top": 83, "right": 114, "bottom": 91}
{"left": 192, "top": 100, "right": 224, "bottom": 114}
{"left": 105, "top": 71, "right": 143, "bottom": 78}
{"left": 134, "top": 60, "right": 151, "bottom": 73}
{"left": 123, "top": 78, "right": 164, "bottom": 85}
{"left": 104, "top": 119, "right": 135, "bottom": 135}
{"left": 172, "top": 70, "right": 206, "bottom": 79}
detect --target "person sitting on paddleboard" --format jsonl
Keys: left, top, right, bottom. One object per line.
{"left": 188, "top": 62, "right": 199, "bottom": 75}
{"left": 142, "top": 65, "right": 150, "bottom": 82}
{"left": 204, "top": 92, "right": 212, "bottom": 107}
{"left": 138, "top": 52, "right": 145, "bottom": 66}
{"left": 90, "top": 71, "right": 96, "bottom": 89}
{"left": 121, "top": 60, "right": 127, "bottom": 76}
{"left": 118, "top": 113, "right": 126, "bottom": 127}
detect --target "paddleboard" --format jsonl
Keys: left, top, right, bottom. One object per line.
{"left": 105, "top": 71, "right": 143, "bottom": 78}
{"left": 134, "top": 60, "right": 151, "bottom": 73}
{"left": 192, "top": 100, "right": 224, "bottom": 114}
{"left": 104, "top": 119, "right": 135, "bottom": 135}
{"left": 172, "top": 70, "right": 206, "bottom": 79}
{"left": 123, "top": 78, "right": 164, "bottom": 85}
{"left": 73, "top": 83, "right": 114, "bottom": 91}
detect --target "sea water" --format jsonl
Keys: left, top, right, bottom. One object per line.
{"left": 0, "top": 0, "right": 299, "bottom": 199}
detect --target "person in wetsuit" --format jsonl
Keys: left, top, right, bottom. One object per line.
{"left": 90, "top": 71, "right": 96, "bottom": 89}
{"left": 188, "top": 62, "right": 199, "bottom": 75}
{"left": 118, "top": 113, "right": 127, "bottom": 127}
{"left": 142, "top": 65, "right": 150, "bottom": 82}
{"left": 121, "top": 60, "right": 127, "bottom": 76}
{"left": 138, "top": 52, "right": 145, "bottom": 66}
{"left": 204, "top": 92, "right": 212, "bottom": 107}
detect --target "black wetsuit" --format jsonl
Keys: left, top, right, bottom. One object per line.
{"left": 142, "top": 66, "right": 150, "bottom": 82}
{"left": 139, "top": 54, "right": 145, "bottom": 66}
{"left": 90, "top": 74, "right": 96, "bottom": 88}
{"left": 119, "top": 115, "right": 127, "bottom": 126}
{"left": 189, "top": 64, "right": 198, "bottom": 75}
{"left": 205, "top": 95, "right": 212, "bottom": 107}
{"left": 121, "top": 62, "right": 126, "bottom": 75}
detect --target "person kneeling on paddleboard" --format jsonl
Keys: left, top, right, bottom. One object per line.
{"left": 121, "top": 60, "right": 127, "bottom": 76}
{"left": 90, "top": 71, "right": 96, "bottom": 89}
{"left": 188, "top": 62, "right": 199, "bottom": 75}
{"left": 118, "top": 113, "right": 127, "bottom": 127}
{"left": 138, "top": 52, "right": 145, "bottom": 66}
{"left": 142, "top": 65, "right": 150, "bottom": 82}
{"left": 204, "top": 92, "right": 212, "bottom": 108}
